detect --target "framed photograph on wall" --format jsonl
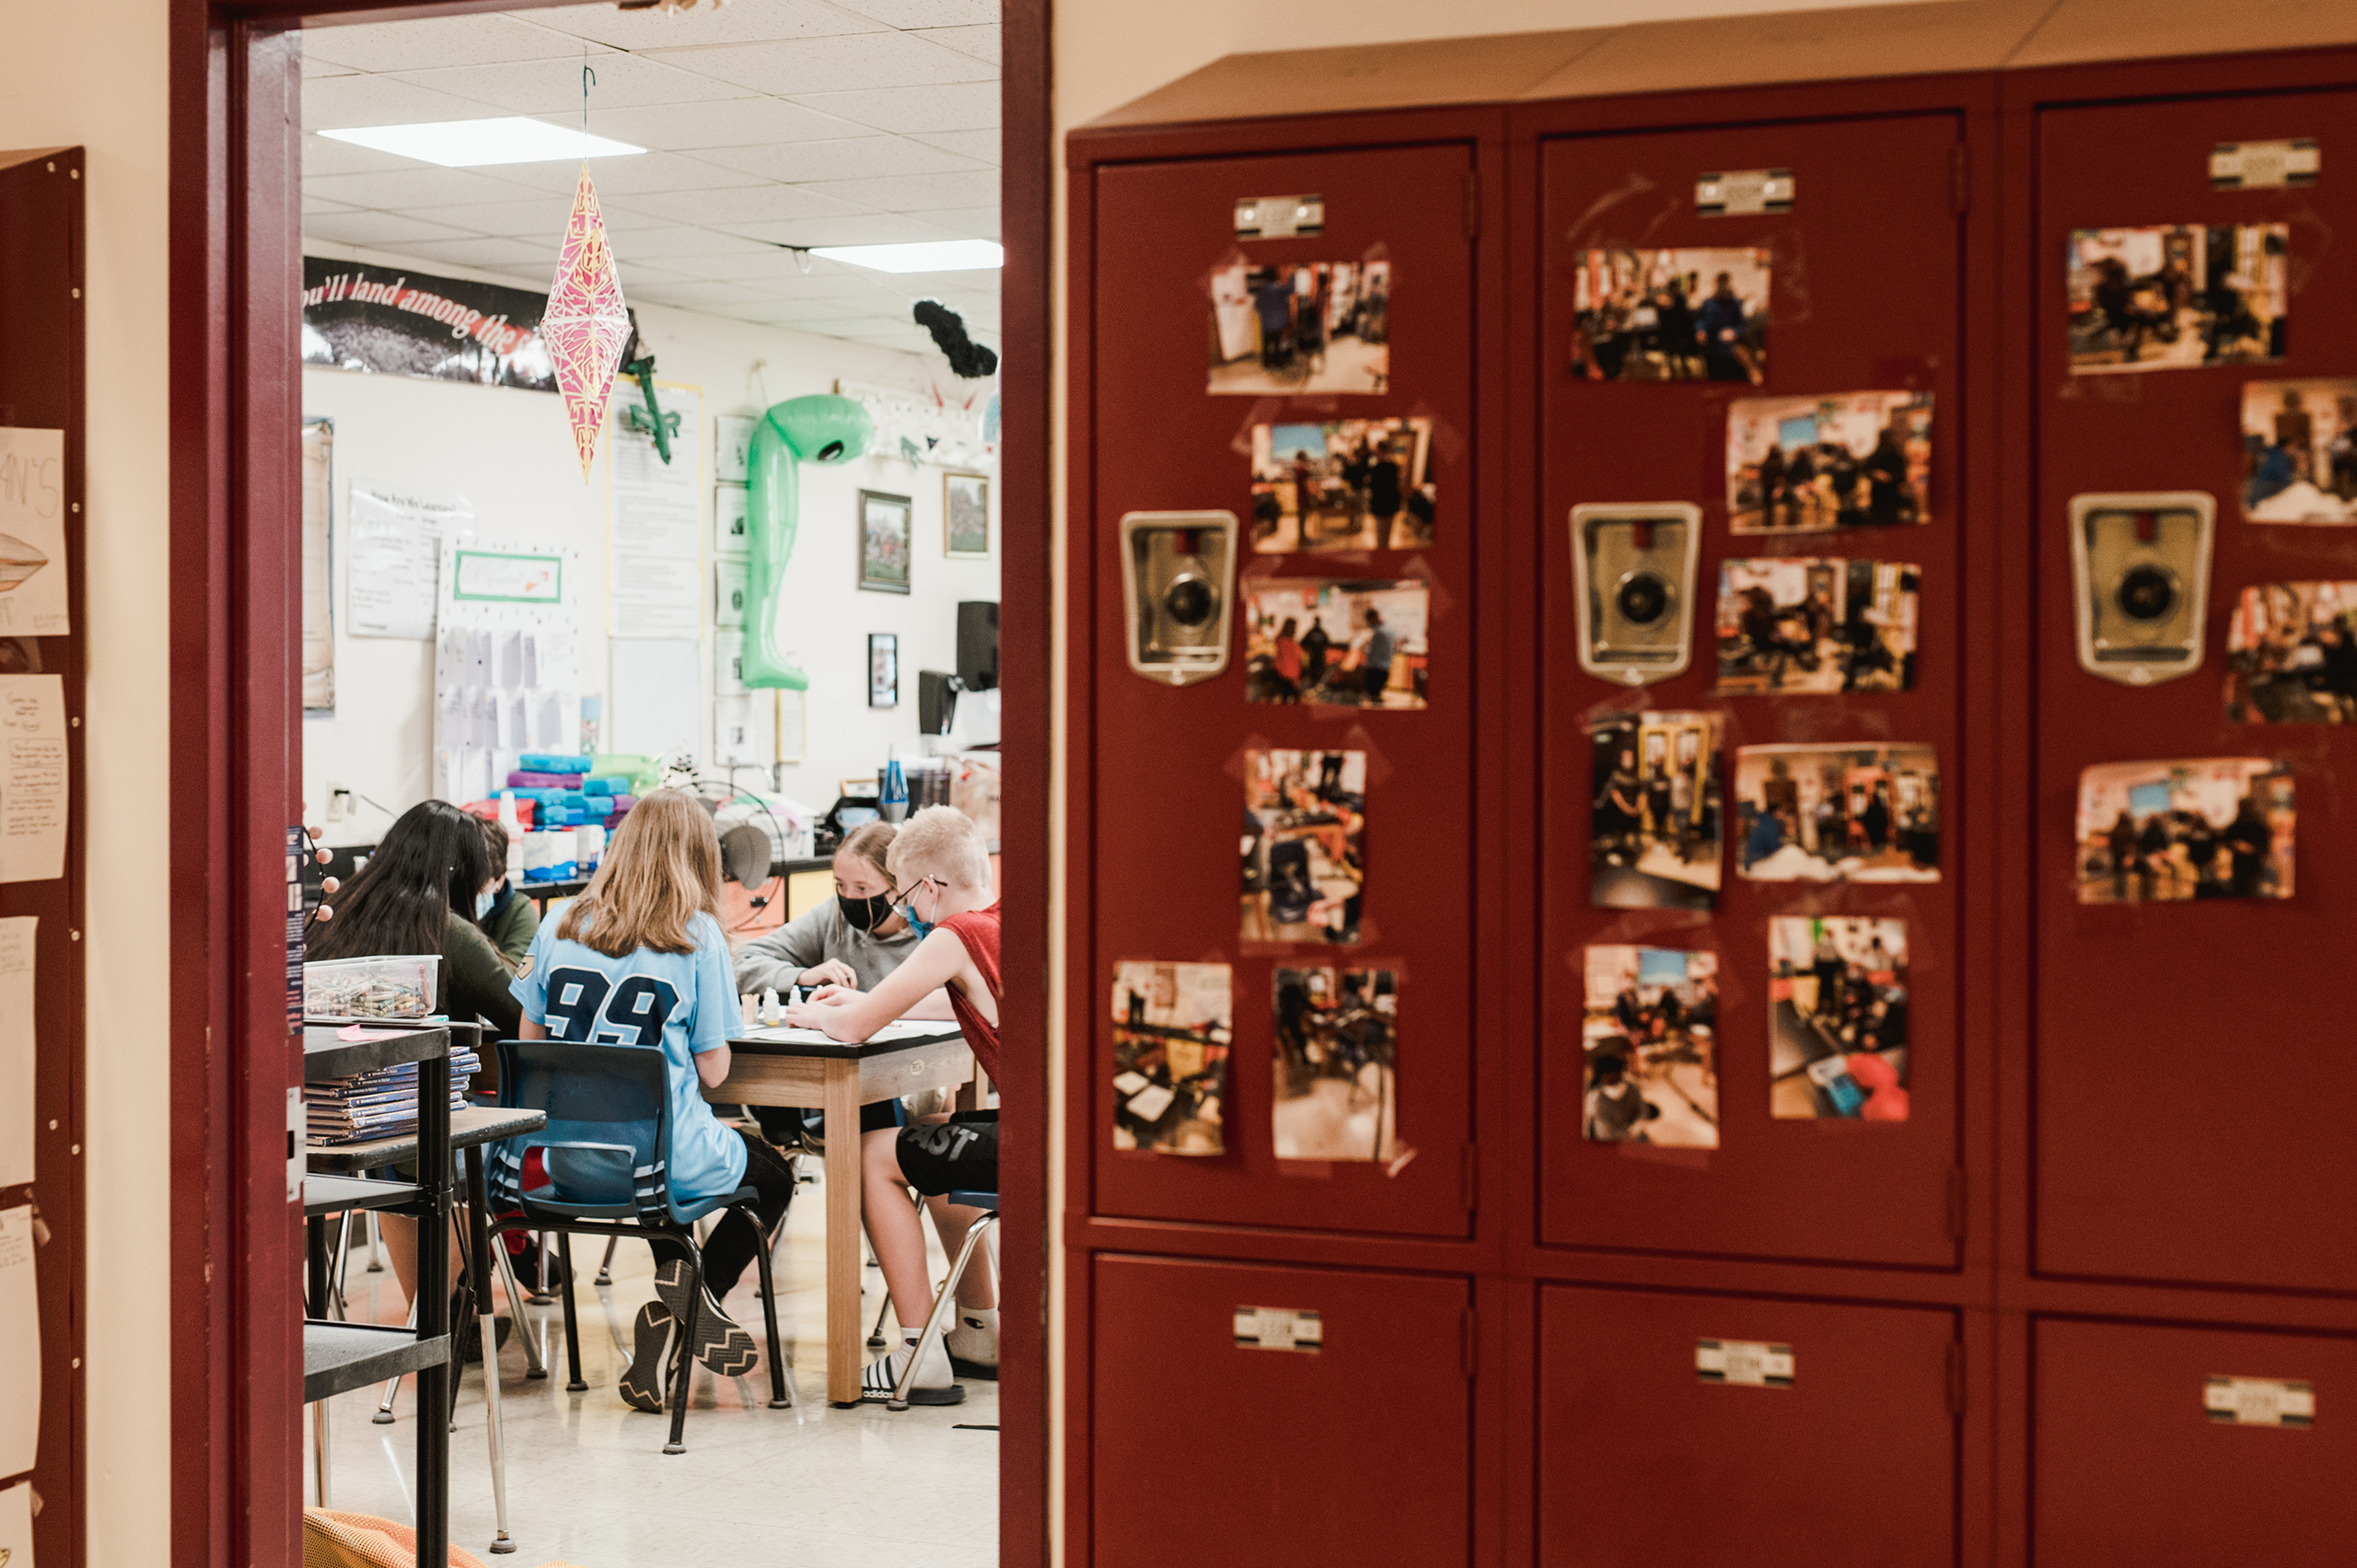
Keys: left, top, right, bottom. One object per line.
{"left": 869, "top": 632, "right": 900, "bottom": 708}
{"left": 946, "top": 471, "right": 991, "bottom": 558}
{"left": 859, "top": 489, "right": 913, "bottom": 594}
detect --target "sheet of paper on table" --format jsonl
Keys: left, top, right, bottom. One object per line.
{"left": 737, "top": 1019, "right": 961, "bottom": 1046}
{"left": 0, "top": 1204, "right": 37, "bottom": 1480}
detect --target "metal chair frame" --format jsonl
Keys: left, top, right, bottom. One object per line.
{"left": 888, "top": 1189, "right": 1000, "bottom": 1412}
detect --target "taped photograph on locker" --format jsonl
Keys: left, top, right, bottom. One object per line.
{"left": 1588, "top": 711, "right": 1724, "bottom": 910}
{"left": 1716, "top": 557, "right": 1919, "bottom": 693}
{"left": 2075, "top": 758, "right": 2294, "bottom": 904}
{"left": 1734, "top": 742, "right": 1940, "bottom": 883}
{"left": 1768, "top": 917, "right": 1910, "bottom": 1121}
{"left": 2225, "top": 581, "right": 2357, "bottom": 722}
{"left": 1110, "top": 960, "right": 1234, "bottom": 1156}
{"left": 1724, "top": 390, "right": 1933, "bottom": 533}
{"left": 1242, "top": 748, "right": 1365, "bottom": 945}
{"left": 1568, "top": 246, "right": 1769, "bottom": 383}
{"left": 2240, "top": 379, "right": 2357, "bottom": 523}
{"left": 2066, "top": 224, "right": 2288, "bottom": 373}
{"left": 1242, "top": 578, "right": 1427, "bottom": 708}
{"left": 1207, "top": 258, "right": 1390, "bottom": 395}
{"left": 1247, "top": 418, "right": 1434, "bottom": 553}
{"left": 1271, "top": 965, "right": 1399, "bottom": 1163}
{"left": 1580, "top": 946, "right": 1719, "bottom": 1147}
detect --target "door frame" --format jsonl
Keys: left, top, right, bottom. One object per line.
{"left": 165, "top": 3, "right": 1051, "bottom": 1563}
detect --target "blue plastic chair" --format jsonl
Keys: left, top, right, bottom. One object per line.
{"left": 484, "top": 1039, "right": 789, "bottom": 1453}
{"left": 888, "top": 1189, "right": 1000, "bottom": 1411}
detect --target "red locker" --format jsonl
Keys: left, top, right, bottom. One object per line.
{"left": 1538, "top": 1283, "right": 1958, "bottom": 1566}
{"left": 2031, "top": 87, "right": 2357, "bottom": 1293}
{"left": 1089, "top": 1256, "right": 1471, "bottom": 1567}
{"left": 1085, "top": 144, "right": 1479, "bottom": 1237}
{"left": 2033, "top": 1317, "right": 2357, "bottom": 1562}
{"left": 1536, "top": 114, "right": 1969, "bottom": 1266}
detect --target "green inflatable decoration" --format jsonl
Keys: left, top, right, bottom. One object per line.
{"left": 743, "top": 394, "right": 872, "bottom": 689}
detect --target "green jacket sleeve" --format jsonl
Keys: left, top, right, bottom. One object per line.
{"left": 444, "top": 913, "right": 523, "bottom": 1038}
{"left": 484, "top": 888, "right": 540, "bottom": 966}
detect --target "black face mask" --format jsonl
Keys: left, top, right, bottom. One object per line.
{"left": 839, "top": 891, "right": 892, "bottom": 933}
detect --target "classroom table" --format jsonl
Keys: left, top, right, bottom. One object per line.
{"left": 705, "top": 1023, "right": 974, "bottom": 1407}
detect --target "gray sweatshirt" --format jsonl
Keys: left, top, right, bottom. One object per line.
{"left": 732, "top": 897, "right": 923, "bottom": 997}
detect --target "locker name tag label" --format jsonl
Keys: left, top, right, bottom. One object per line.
{"left": 1234, "top": 194, "right": 1324, "bottom": 239}
{"left": 2211, "top": 139, "right": 2319, "bottom": 190}
{"left": 1234, "top": 1306, "right": 1322, "bottom": 1353}
{"left": 1696, "top": 168, "right": 1794, "bottom": 216}
{"left": 1697, "top": 1338, "right": 1794, "bottom": 1388}
{"left": 2205, "top": 1375, "right": 2314, "bottom": 1428}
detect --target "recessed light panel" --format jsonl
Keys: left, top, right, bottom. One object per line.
{"left": 808, "top": 240, "right": 1004, "bottom": 273}
{"left": 319, "top": 118, "right": 646, "bottom": 168}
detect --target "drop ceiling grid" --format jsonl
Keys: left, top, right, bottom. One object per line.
{"left": 300, "top": 0, "right": 1000, "bottom": 349}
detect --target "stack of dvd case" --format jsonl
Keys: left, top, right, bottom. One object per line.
{"left": 305, "top": 1044, "right": 482, "bottom": 1145}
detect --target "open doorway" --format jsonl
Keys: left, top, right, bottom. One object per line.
{"left": 168, "top": 1, "right": 1047, "bottom": 1563}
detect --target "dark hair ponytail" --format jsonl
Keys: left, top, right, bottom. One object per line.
{"left": 309, "top": 799, "right": 491, "bottom": 962}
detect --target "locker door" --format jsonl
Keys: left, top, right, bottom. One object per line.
{"left": 1087, "top": 145, "right": 1478, "bottom": 1237}
{"left": 1537, "top": 115, "right": 1967, "bottom": 1266}
{"left": 1538, "top": 1284, "right": 1957, "bottom": 1566}
{"left": 2032, "top": 88, "right": 2357, "bottom": 1292}
{"left": 1090, "top": 1256, "right": 1471, "bottom": 1567}
{"left": 2034, "top": 1318, "right": 2357, "bottom": 1562}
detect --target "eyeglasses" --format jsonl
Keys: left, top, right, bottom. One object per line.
{"left": 884, "top": 873, "right": 941, "bottom": 907}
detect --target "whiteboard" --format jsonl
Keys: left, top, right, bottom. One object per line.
{"left": 608, "top": 637, "right": 701, "bottom": 760}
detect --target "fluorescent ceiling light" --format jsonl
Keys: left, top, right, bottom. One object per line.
{"left": 318, "top": 118, "right": 646, "bottom": 168}
{"left": 808, "top": 239, "right": 1004, "bottom": 273}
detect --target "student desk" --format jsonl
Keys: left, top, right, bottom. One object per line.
{"left": 707, "top": 1024, "right": 974, "bottom": 1406}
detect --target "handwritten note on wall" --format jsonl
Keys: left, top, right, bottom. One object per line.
{"left": 0, "top": 428, "right": 69, "bottom": 638}
{"left": 0, "top": 679, "right": 64, "bottom": 884}
{"left": 0, "top": 919, "right": 32, "bottom": 1191}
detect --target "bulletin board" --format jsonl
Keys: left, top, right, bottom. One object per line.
{"left": 0, "top": 144, "right": 88, "bottom": 1568}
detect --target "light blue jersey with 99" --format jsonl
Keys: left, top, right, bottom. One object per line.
{"left": 509, "top": 911, "right": 747, "bottom": 1206}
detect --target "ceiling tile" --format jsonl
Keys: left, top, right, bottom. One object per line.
{"left": 517, "top": 0, "right": 889, "bottom": 49}
{"left": 629, "top": 279, "right": 776, "bottom": 309}
{"left": 606, "top": 226, "right": 780, "bottom": 260}
{"left": 906, "top": 130, "right": 997, "bottom": 165}
{"left": 635, "top": 249, "right": 819, "bottom": 283}
{"left": 301, "top": 133, "right": 418, "bottom": 178}
{"left": 567, "top": 96, "right": 871, "bottom": 152}
{"left": 481, "top": 150, "right": 767, "bottom": 197}
{"left": 620, "top": 180, "right": 872, "bottom": 226}
{"left": 903, "top": 203, "right": 999, "bottom": 238}
{"left": 909, "top": 25, "right": 997, "bottom": 64}
{"left": 695, "top": 134, "right": 984, "bottom": 183}
{"left": 396, "top": 195, "right": 585, "bottom": 238}
{"left": 795, "top": 169, "right": 996, "bottom": 213}
{"left": 830, "top": 0, "right": 997, "bottom": 28}
{"left": 726, "top": 213, "right": 955, "bottom": 247}
{"left": 395, "top": 51, "right": 746, "bottom": 114}
{"left": 644, "top": 30, "right": 992, "bottom": 97}
{"left": 787, "top": 82, "right": 997, "bottom": 134}
{"left": 369, "top": 235, "right": 556, "bottom": 270}
{"left": 304, "top": 73, "right": 505, "bottom": 131}
{"left": 738, "top": 299, "right": 867, "bottom": 324}
{"left": 302, "top": 15, "right": 608, "bottom": 73}
{"left": 305, "top": 166, "right": 548, "bottom": 210}
{"left": 302, "top": 211, "right": 482, "bottom": 248}
{"left": 303, "top": 195, "right": 357, "bottom": 220}
{"left": 301, "top": 54, "right": 360, "bottom": 80}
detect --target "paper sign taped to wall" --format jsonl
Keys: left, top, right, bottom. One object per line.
{"left": 0, "top": 1479, "right": 33, "bottom": 1568}
{"left": 0, "top": 1206, "right": 38, "bottom": 1478}
{"left": 0, "top": 429, "right": 68, "bottom": 640}
{"left": 1696, "top": 168, "right": 1794, "bottom": 215}
{"left": 0, "top": 919, "right": 35, "bottom": 1188}
{"left": 2205, "top": 1375, "right": 2314, "bottom": 1427}
{"left": 2211, "top": 139, "right": 2319, "bottom": 190}
{"left": 0, "top": 679, "right": 64, "bottom": 885}
{"left": 1233, "top": 1307, "right": 1322, "bottom": 1353}
{"left": 1696, "top": 1338, "right": 1794, "bottom": 1388}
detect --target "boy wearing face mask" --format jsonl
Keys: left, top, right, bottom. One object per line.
{"left": 474, "top": 814, "right": 540, "bottom": 966}
{"left": 733, "top": 821, "right": 952, "bottom": 1005}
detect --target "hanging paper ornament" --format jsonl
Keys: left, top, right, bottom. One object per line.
{"left": 541, "top": 166, "right": 633, "bottom": 480}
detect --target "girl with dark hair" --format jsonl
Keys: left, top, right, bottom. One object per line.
{"left": 310, "top": 798, "right": 521, "bottom": 1037}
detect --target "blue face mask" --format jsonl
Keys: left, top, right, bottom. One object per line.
{"left": 899, "top": 880, "right": 936, "bottom": 939}
{"left": 475, "top": 888, "right": 498, "bottom": 920}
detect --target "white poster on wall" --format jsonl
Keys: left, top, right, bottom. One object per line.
{"left": 0, "top": 426, "right": 69, "bottom": 638}
{"left": 714, "top": 484, "right": 749, "bottom": 556}
{"left": 0, "top": 1204, "right": 37, "bottom": 1479}
{"left": 0, "top": 1479, "right": 32, "bottom": 1568}
{"left": 609, "top": 385, "right": 703, "bottom": 640}
{"left": 0, "top": 678, "right": 67, "bottom": 884}
{"left": 609, "top": 637, "right": 701, "bottom": 761}
{"left": 715, "top": 413, "right": 754, "bottom": 485}
{"left": 347, "top": 479, "right": 470, "bottom": 639}
{"left": 431, "top": 540, "right": 580, "bottom": 806}
{"left": 0, "top": 918, "right": 34, "bottom": 1189}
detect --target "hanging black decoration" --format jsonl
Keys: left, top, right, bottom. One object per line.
{"left": 914, "top": 299, "right": 999, "bottom": 378}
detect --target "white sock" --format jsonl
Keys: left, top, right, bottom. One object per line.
{"left": 947, "top": 1307, "right": 999, "bottom": 1360}
{"left": 900, "top": 1329, "right": 953, "bottom": 1384}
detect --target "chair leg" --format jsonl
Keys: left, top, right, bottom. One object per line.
{"left": 478, "top": 1310, "right": 515, "bottom": 1555}
{"left": 376, "top": 1292, "right": 421, "bottom": 1423}
{"left": 595, "top": 1236, "right": 617, "bottom": 1287}
{"left": 330, "top": 1210, "right": 355, "bottom": 1319}
{"left": 312, "top": 1397, "right": 331, "bottom": 1507}
{"left": 888, "top": 1213, "right": 997, "bottom": 1412}
{"left": 749, "top": 1209, "right": 790, "bottom": 1409}
{"left": 867, "top": 1290, "right": 892, "bottom": 1350}
{"left": 492, "top": 1241, "right": 548, "bottom": 1380}
{"left": 662, "top": 1245, "right": 702, "bottom": 1455}
{"left": 558, "top": 1234, "right": 586, "bottom": 1392}
{"left": 366, "top": 1209, "right": 386, "bottom": 1273}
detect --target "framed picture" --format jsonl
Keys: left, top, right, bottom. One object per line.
{"left": 714, "top": 483, "right": 749, "bottom": 555}
{"left": 859, "top": 489, "right": 913, "bottom": 594}
{"left": 869, "top": 632, "right": 900, "bottom": 708}
{"left": 945, "top": 471, "right": 992, "bottom": 558}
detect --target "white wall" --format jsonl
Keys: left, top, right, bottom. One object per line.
{"left": 0, "top": 2, "right": 170, "bottom": 1563}
{"left": 301, "top": 238, "right": 1000, "bottom": 846}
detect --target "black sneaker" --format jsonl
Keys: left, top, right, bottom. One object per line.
{"left": 617, "top": 1301, "right": 674, "bottom": 1412}
{"left": 861, "top": 1340, "right": 965, "bottom": 1406}
{"left": 652, "top": 1259, "right": 759, "bottom": 1378}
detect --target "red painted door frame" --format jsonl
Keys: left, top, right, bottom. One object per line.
{"left": 165, "top": 3, "right": 1051, "bottom": 1563}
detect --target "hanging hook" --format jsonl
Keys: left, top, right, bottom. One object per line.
{"left": 581, "top": 64, "right": 598, "bottom": 139}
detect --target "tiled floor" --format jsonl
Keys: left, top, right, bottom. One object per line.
{"left": 309, "top": 1156, "right": 999, "bottom": 1567}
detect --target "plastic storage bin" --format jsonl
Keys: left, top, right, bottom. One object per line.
{"left": 304, "top": 954, "right": 440, "bottom": 1020}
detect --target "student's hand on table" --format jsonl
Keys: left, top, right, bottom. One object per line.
{"left": 797, "top": 958, "right": 859, "bottom": 991}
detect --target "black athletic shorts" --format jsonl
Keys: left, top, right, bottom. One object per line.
{"left": 896, "top": 1109, "right": 1000, "bottom": 1199}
